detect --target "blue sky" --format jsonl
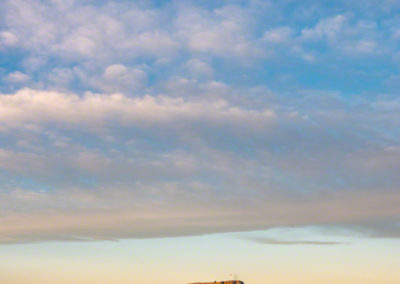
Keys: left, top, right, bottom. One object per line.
{"left": 0, "top": 0, "right": 400, "bottom": 283}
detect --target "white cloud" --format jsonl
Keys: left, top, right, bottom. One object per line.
{"left": 175, "top": 4, "right": 263, "bottom": 58}
{"left": 3, "top": 0, "right": 179, "bottom": 63}
{"left": 184, "top": 59, "right": 213, "bottom": 78}
{"left": 343, "top": 39, "right": 376, "bottom": 54}
{"left": 0, "top": 31, "right": 18, "bottom": 46}
{"left": 46, "top": 68, "right": 75, "bottom": 89}
{"left": 298, "top": 14, "right": 385, "bottom": 57}
{"left": 101, "top": 64, "right": 147, "bottom": 93}
{"left": 4, "top": 71, "right": 30, "bottom": 84}
{"left": 301, "top": 15, "right": 347, "bottom": 41}
{"left": 0, "top": 88, "right": 275, "bottom": 129}
{"left": 263, "top": 27, "right": 293, "bottom": 43}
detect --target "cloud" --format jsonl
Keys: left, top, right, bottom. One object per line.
{"left": 0, "top": 31, "right": 18, "bottom": 47}
{"left": 2, "top": 0, "right": 178, "bottom": 63}
{"left": 184, "top": 59, "right": 213, "bottom": 78}
{"left": 77, "top": 64, "right": 149, "bottom": 93}
{"left": 1, "top": 183, "right": 399, "bottom": 244}
{"left": 299, "top": 14, "right": 383, "bottom": 56}
{"left": 0, "top": 86, "right": 399, "bottom": 243}
{"left": 174, "top": 4, "right": 262, "bottom": 58}
{"left": 247, "top": 237, "right": 345, "bottom": 245}
{"left": 263, "top": 27, "right": 293, "bottom": 44}
{"left": 0, "top": 0, "right": 397, "bottom": 95}
{"left": 342, "top": 39, "right": 376, "bottom": 54}
{"left": 0, "top": 88, "right": 275, "bottom": 130}
{"left": 4, "top": 71, "right": 30, "bottom": 84}
{"left": 301, "top": 15, "right": 347, "bottom": 41}
{"left": 0, "top": 0, "right": 400, "bottom": 244}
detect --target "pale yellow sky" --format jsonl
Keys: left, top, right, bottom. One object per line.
{"left": 1, "top": 232, "right": 399, "bottom": 284}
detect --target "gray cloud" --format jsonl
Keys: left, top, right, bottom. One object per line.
{"left": 0, "top": 0, "right": 400, "bottom": 244}
{"left": 0, "top": 85, "right": 399, "bottom": 244}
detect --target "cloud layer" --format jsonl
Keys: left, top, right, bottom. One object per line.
{"left": 0, "top": 0, "right": 400, "bottom": 244}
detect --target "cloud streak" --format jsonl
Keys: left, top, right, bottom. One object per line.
{"left": 0, "top": 88, "right": 274, "bottom": 130}
{"left": 247, "top": 237, "right": 346, "bottom": 246}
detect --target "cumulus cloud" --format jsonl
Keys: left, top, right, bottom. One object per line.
{"left": 299, "top": 14, "right": 384, "bottom": 56}
{"left": 301, "top": 15, "right": 347, "bottom": 41}
{"left": 0, "top": 31, "right": 18, "bottom": 47}
{"left": 4, "top": 71, "right": 30, "bottom": 84}
{"left": 0, "top": 0, "right": 397, "bottom": 94}
{"left": 80, "top": 64, "right": 149, "bottom": 93}
{"left": 263, "top": 27, "right": 293, "bottom": 44}
{"left": 184, "top": 59, "right": 213, "bottom": 78}
{"left": 2, "top": 0, "right": 178, "bottom": 63}
{"left": 174, "top": 4, "right": 263, "bottom": 58}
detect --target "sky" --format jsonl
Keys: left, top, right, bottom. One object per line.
{"left": 0, "top": 0, "right": 400, "bottom": 283}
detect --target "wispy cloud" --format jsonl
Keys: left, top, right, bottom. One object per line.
{"left": 247, "top": 237, "right": 346, "bottom": 246}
